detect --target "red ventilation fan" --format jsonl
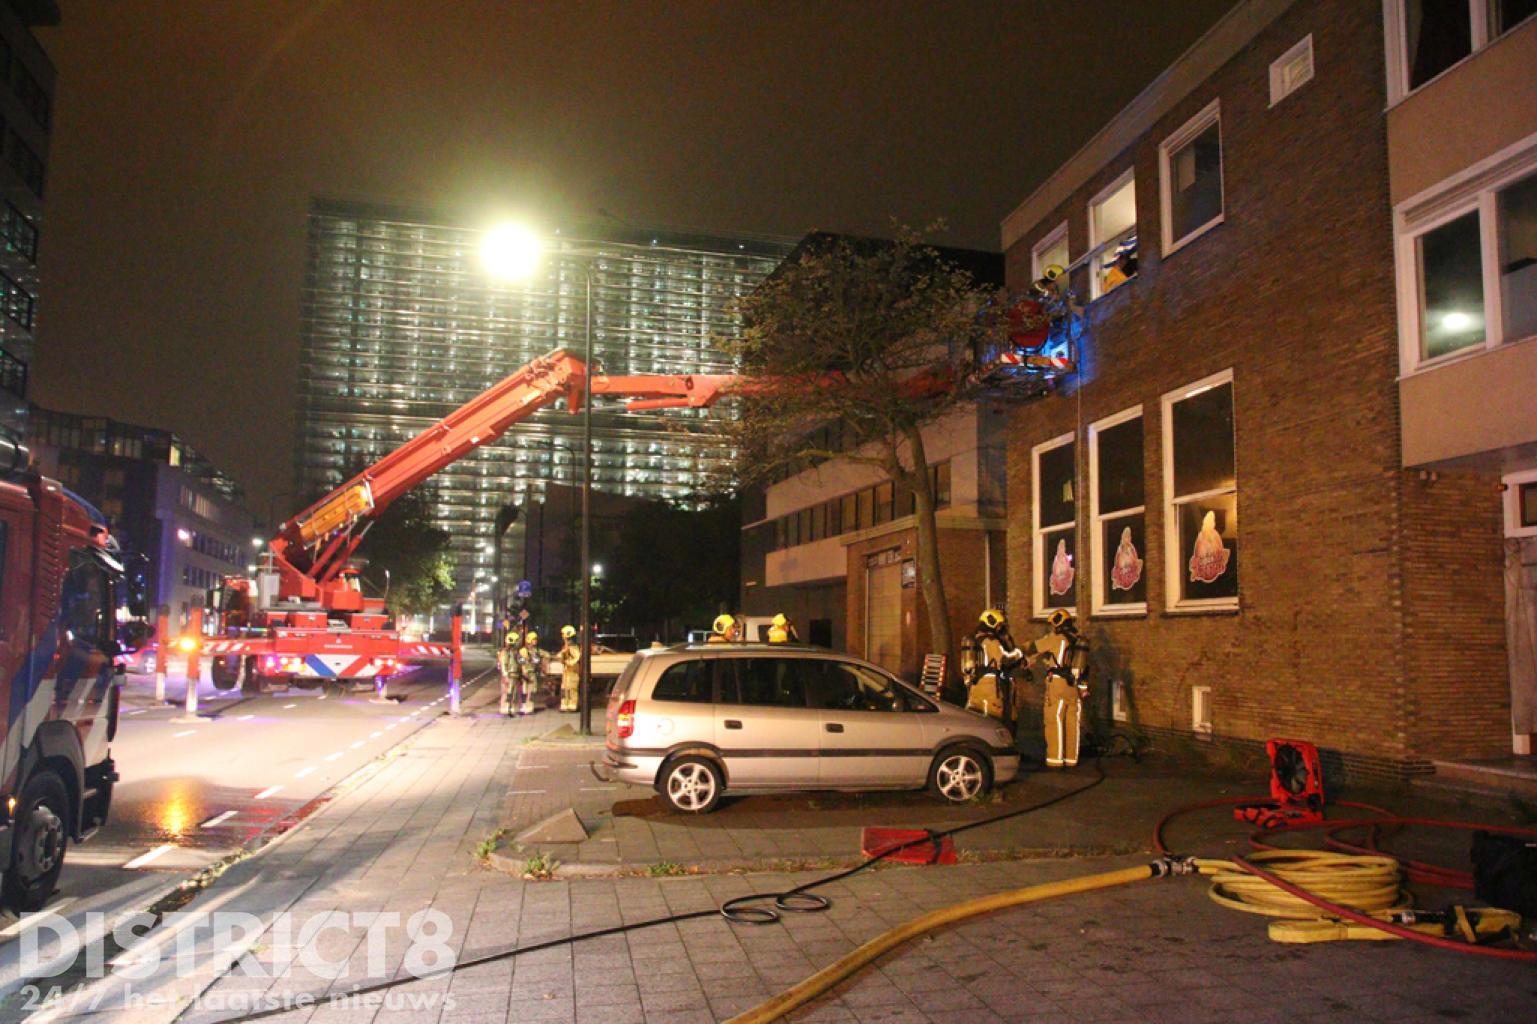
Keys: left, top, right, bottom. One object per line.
{"left": 1233, "top": 738, "right": 1325, "bottom": 830}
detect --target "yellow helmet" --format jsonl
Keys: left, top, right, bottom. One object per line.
{"left": 503, "top": 632, "right": 518, "bottom": 646}
{"left": 524, "top": 631, "right": 539, "bottom": 645}
{"left": 1047, "top": 609, "right": 1075, "bottom": 630}
{"left": 712, "top": 613, "right": 736, "bottom": 636}
{"left": 561, "top": 625, "right": 577, "bottom": 639}
{"left": 979, "top": 608, "right": 1007, "bottom": 631}
{"left": 772, "top": 613, "right": 788, "bottom": 628}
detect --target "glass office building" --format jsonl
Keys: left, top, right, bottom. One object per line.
{"left": 296, "top": 197, "right": 792, "bottom": 590}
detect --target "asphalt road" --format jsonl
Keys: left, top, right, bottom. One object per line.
{"left": 41, "top": 657, "right": 494, "bottom": 915}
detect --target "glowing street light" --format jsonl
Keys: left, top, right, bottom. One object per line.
{"left": 251, "top": 536, "right": 265, "bottom": 548}
{"left": 481, "top": 224, "right": 543, "bottom": 282}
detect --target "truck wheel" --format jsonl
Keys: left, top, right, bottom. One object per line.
{"left": 4, "top": 771, "right": 69, "bottom": 912}
{"left": 240, "top": 657, "right": 263, "bottom": 695}
{"left": 210, "top": 656, "right": 241, "bottom": 691}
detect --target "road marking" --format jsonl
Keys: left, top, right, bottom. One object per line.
{"left": 237, "top": 714, "right": 255, "bottom": 721}
{"left": 369, "top": 731, "right": 382, "bottom": 739}
{"left": 201, "top": 811, "right": 237, "bottom": 828}
{"left": 324, "top": 752, "right": 343, "bottom": 761}
{"left": 123, "top": 845, "right": 176, "bottom": 869}
{"left": 0, "top": 899, "right": 75, "bottom": 938}
{"left": 385, "top": 723, "right": 398, "bottom": 730}
{"left": 579, "top": 786, "right": 615, "bottom": 791}
{"left": 125, "top": 708, "right": 145, "bottom": 716}
{"left": 171, "top": 730, "right": 195, "bottom": 738}
{"left": 506, "top": 790, "right": 546, "bottom": 795}
{"left": 349, "top": 741, "right": 364, "bottom": 749}
{"left": 283, "top": 703, "right": 297, "bottom": 709}
{"left": 254, "top": 785, "right": 283, "bottom": 799}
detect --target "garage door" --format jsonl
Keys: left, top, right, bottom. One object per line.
{"left": 864, "top": 561, "right": 902, "bottom": 673}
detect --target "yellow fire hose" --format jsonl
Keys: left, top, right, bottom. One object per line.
{"left": 726, "top": 849, "right": 1509, "bottom": 1024}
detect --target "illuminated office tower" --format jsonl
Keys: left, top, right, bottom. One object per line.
{"left": 296, "top": 197, "right": 791, "bottom": 593}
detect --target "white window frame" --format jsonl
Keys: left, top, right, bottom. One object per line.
{"left": 1161, "top": 368, "right": 1239, "bottom": 614}
{"left": 1086, "top": 168, "right": 1137, "bottom": 301}
{"left": 1392, "top": 131, "right": 1537, "bottom": 376}
{"left": 1111, "top": 679, "right": 1128, "bottom": 722}
{"left": 1269, "top": 34, "right": 1314, "bottom": 106}
{"left": 1088, "top": 405, "right": 1147, "bottom": 617}
{"left": 1382, "top": 0, "right": 1536, "bottom": 106}
{"left": 1505, "top": 468, "right": 1537, "bottom": 538}
{"left": 1031, "top": 221, "right": 1069, "bottom": 283}
{"left": 1031, "top": 431, "right": 1077, "bottom": 618}
{"left": 1159, "top": 99, "right": 1224, "bottom": 257}
{"left": 1191, "top": 685, "right": 1213, "bottom": 735}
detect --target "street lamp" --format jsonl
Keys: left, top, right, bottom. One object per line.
{"left": 483, "top": 224, "right": 598, "bottom": 736}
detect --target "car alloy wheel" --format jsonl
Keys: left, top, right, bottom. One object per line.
{"left": 663, "top": 757, "right": 721, "bottom": 813}
{"left": 932, "top": 750, "right": 988, "bottom": 803}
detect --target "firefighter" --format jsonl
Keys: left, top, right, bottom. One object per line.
{"left": 767, "top": 613, "right": 799, "bottom": 644}
{"left": 1028, "top": 609, "right": 1089, "bottom": 768}
{"left": 558, "top": 625, "right": 581, "bottom": 712}
{"left": 514, "top": 630, "right": 542, "bottom": 715}
{"left": 708, "top": 613, "right": 740, "bottom": 643}
{"left": 964, "top": 608, "right": 1025, "bottom": 729}
{"left": 497, "top": 632, "right": 519, "bottom": 716}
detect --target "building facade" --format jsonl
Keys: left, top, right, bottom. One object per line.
{"left": 297, "top": 197, "right": 792, "bottom": 608}
{"left": 27, "top": 407, "right": 258, "bottom": 627}
{"left": 0, "top": 0, "right": 56, "bottom": 435}
{"left": 999, "top": 0, "right": 1533, "bottom": 779}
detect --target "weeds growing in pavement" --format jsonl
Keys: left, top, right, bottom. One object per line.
{"left": 646, "top": 860, "right": 687, "bottom": 877}
{"left": 474, "top": 830, "right": 508, "bottom": 861}
{"left": 523, "top": 852, "right": 560, "bottom": 880}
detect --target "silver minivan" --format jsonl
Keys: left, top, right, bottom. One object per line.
{"left": 603, "top": 644, "right": 1020, "bottom": 813}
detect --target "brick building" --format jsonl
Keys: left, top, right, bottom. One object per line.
{"left": 999, "top": 0, "right": 1533, "bottom": 778}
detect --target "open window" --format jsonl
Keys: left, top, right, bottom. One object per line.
{"left": 1088, "top": 170, "right": 1137, "bottom": 299}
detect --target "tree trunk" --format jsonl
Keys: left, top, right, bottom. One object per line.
{"left": 899, "top": 426, "right": 954, "bottom": 683}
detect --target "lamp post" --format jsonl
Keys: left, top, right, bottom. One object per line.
{"left": 483, "top": 225, "right": 599, "bottom": 735}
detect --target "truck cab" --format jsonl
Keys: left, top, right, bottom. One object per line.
{"left": 0, "top": 439, "right": 127, "bottom": 910}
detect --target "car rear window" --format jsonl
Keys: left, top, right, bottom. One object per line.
{"left": 651, "top": 660, "right": 713, "bottom": 703}
{"left": 720, "top": 658, "right": 809, "bottom": 708}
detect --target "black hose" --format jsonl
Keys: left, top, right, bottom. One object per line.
{"left": 210, "top": 759, "right": 1106, "bottom": 1022}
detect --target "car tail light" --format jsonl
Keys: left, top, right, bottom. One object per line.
{"left": 616, "top": 700, "right": 635, "bottom": 740}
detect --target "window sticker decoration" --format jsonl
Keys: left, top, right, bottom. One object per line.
{"left": 1049, "top": 537, "right": 1075, "bottom": 596}
{"left": 1188, "top": 510, "right": 1231, "bottom": 583}
{"left": 1111, "top": 526, "right": 1144, "bottom": 591}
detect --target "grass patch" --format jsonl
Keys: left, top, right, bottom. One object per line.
{"left": 522, "top": 852, "right": 560, "bottom": 880}
{"left": 646, "top": 860, "right": 688, "bottom": 877}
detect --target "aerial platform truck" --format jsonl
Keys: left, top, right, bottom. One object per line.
{"left": 202, "top": 350, "right": 741, "bottom": 694}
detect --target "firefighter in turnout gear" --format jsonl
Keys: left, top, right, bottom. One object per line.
{"left": 558, "top": 625, "right": 581, "bottom": 712}
{"left": 513, "top": 631, "right": 542, "bottom": 716}
{"left": 1028, "top": 609, "right": 1090, "bottom": 767}
{"left": 963, "top": 608, "right": 1025, "bottom": 729}
{"left": 708, "top": 613, "right": 740, "bottom": 643}
{"left": 497, "top": 632, "right": 520, "bottom": 716}
{"left": 767, "top": 613, "right": 799, "bottom": 644}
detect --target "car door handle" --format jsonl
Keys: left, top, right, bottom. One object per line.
{"left": 825, "top": 723, "right": 844, "bottom": 733}
{"left": 724, "top": 720, "right": 742, "bottom": 729}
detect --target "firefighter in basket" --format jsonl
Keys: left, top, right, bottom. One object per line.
{"left": 557, "top": 625, "right": 581, "bottom": 712}
{"left": 1027, "top": 609, "right": 1090, "bottom": 768}
{"left": 497, "top": 632, "right": 520, "bottom": 716}
{"left": 963, "top": 608, "right": 1025, "bottom": 730}
{"left": 707, "top": 613, "right": 740, "bottom": 643}
{"left": 513, "top": 631, "right": 544, "bottom": 716}
{"left": 767, "top": 613, "right": 799, "bottom": 644}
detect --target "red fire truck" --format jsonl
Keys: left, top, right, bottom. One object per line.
{"left": 0, "top": 436, "right": 132, "bottom": 910}
{"left": 204, "top": 350, "right": 739, "bottom": 693}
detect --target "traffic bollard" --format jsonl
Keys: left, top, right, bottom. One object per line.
{"left": 154, "top": 604, "right": 169, "bottom": 704}
{"left": 174, "top": 609, "right": 202, "bottom": 723}
{"left": 449, "top": 605, "right": 463, "bottom": 715}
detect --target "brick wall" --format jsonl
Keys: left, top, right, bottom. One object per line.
{"left": 1001, "top": 0, "right": 1508, "bottom": 772}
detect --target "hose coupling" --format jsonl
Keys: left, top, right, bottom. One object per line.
{"left": 1149, "top": 855, "right": 1200, "bottom": 877}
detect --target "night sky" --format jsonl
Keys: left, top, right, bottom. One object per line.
{"left": 30, "top": 0, "right": 1237, "bottom": 513}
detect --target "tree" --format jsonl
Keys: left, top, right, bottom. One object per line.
{"left": 719, "top": 230, "right": 1008, "bottom": 673}
{"left": 353, "top": 484, "right": 456, "bottom": 619}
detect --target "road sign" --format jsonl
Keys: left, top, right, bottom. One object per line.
{"left": 514, "top": 579, "right": 533, "bottom": 599}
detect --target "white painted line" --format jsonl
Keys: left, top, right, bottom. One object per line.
{"left": 294, "top": 766, "right": 316, "bottom": 779}
{"left": 201, "top": 811, "right": 237, "bottom": 828}
{"left": 506, "top": 790, "right": 547, "bottom": 795}
{"left": 171, "top": 730, "right": 195, "bottom": 738}
{"left": 324, "top": 752, "right": 343, "bottom": 761}
{"left": 237, "top": 714, "right": 255, "bottom": 721}
{"left": 515, "top": 764, "right": 548, "bottom": 770}
{"left": 283, "top": 703, "right": 298, "bottom": 709}
{"left": 0, "top": 899, "right": 75, "bottom": 938}
{"left": 579, "top": 786, "right": 615, "bottom": 791}
{"left": 254, "top": 785, "right": 283, "bottom": 800}
{"left": 385, "top": 723, "right": 398, "bottom": 730}
{"left": 123, "top": 845, "right": 176, "bottom": 870}
{"left": 349, "top": 741, "right": 364, "bottom": 750}
{"left": 125, "top": 708, "right": 146, "bottom": 715}
{"left": 369, "top": 731, "right": 382, "bottom": 739}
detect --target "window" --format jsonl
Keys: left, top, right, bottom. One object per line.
{"left": 1192, "top": 685, "right": 1213, "bottom": 735}
{"left": 1088, "top": 170, "right": 1137, "bottom": 299}
{"left": 1160, "top": 100, "right": 1223, "bottom": 254}
{"left": 808, "top": 661, "right": 901, "bottom": 712}
{"left": 1163, "top": 372, "right": 1239, "bottom": 610}
{"left": 63, "top": 549, "right": 110, "bottom": 649}
{"left": 1504, "top": 468, "right": 1537, "bottom": 537}
{"left": 1269, "top": 34, "right": 1314, "bottom": 106}
{"left": 1030, "top": 222, "right": 1069, "bottom": 283}
{"left": 1395, "top": 154, "right": 1537, "bottom": 372}
{"left": 1387, "top": 0, "right": 1537, "bottom": 102}
{"left": 1089, "top": 407, "right": 1146, "bottom": 614}
{"left": 1032, "top": 432, "right": 1077, "bottom": 615}
{"left": 931, "top": 461, "right": 951, "bottom": 508}
{"left": 873, "top": 481, "right": 894, "bottom": 525}
{"left": 840, "top": 492, "right": 857, "bottom": 534}
{"left": 652, "top": 660, "right": 713, "bottom": 703}
{"left": 0, "top": 271, "right": 34, "bottom": 330}
{"left": 722, "top": 658, "right": 807, "bottom": 708}
{"left": 856, "top": 488, "right": 873, "bottom": 529}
